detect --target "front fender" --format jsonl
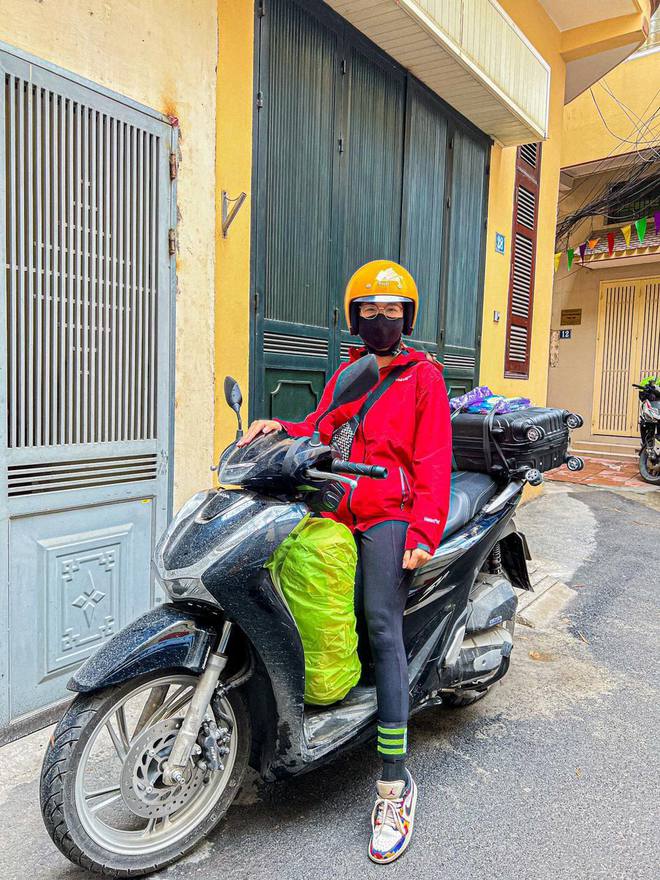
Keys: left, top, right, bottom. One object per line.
{"left": 68, "top": 604, "right": 219, "bottom": 693}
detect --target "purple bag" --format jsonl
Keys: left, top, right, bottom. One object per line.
{"left": 449, "top": 386, "right": 493, "bottom": 412}
{"left": 451, "top": 387, "right": 531, "bottom": 415}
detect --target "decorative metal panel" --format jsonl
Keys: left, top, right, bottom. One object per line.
{"left": 8, "top": 499, "right": 152, "bottom": 720}
{"left": 264, "top": 0, "right": 337, "bottom": 328}
{"left": 4, "top": 75, "right": 159, "bottom": 448}
{"left": 401, "top": 81, "right": 447, "bottom": 346}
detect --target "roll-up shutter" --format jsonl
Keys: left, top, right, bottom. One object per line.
{"left": 505, "top": 142, "right": 541, "bottom": 378}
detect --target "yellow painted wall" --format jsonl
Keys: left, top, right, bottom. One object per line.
{"left": 562, "top": 48, "right": 660, "bottom": 167}
{"left": 479, "top": 0, "right": 565, "bottom": 408}
{"left": 214, "top": 0, "right": 254, "bottom": 465}
{"left": 0, "top": 0, "right": 219, "bottom": 508}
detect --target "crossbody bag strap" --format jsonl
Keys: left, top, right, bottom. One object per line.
{"left": 356, "top": 362, "right": 417, "bottom": 425}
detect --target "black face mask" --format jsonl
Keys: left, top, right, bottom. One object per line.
{"left": 358, "top": 315, "right": 403, "bottom": 354}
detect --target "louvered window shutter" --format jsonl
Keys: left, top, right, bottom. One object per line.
{"left": 504, "top": 143, "right": 541, "bottom": 378}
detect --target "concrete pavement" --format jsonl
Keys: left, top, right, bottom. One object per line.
{"left": 1, "top": 483, "right": 658, "bottom": 880}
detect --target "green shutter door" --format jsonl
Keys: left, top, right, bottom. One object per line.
{"left": 253, "top": 0, "right": 490, "bottom": 420}
{"left": 257, "top": 0, "right": 339, "bottom": 421}
{"left": 442, "top": 128, "right": 488, "bottom": 397}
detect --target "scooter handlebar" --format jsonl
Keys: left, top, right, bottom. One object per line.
{"left": 330, "top": 460, "right": 388, "bottom": 479}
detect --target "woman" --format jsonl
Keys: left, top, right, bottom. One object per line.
{"left": 238, "top": 260, "right": 452, "bottom": 863}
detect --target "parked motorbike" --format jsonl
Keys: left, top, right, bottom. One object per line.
{"left": 633, "top": 377, "right": 660, "bottom": 484}
{"left": 41, "top": 354, "right": 538, "bottom": 876}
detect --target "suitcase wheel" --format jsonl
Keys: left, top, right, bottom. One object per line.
{"left": 525, "top": 425, "right": 546, "bottom": 442}
{"left": 565, "top": 412, "right": 584, "bottom": 429}
{"left": 565, "top": 455, "right": 584, "bottom": 471}
{"left": 525, "top": 468, "right": 544, "bottom": 486}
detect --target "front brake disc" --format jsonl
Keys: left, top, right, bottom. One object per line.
{"left": 120, "top": 718, "right": 206, "bottom": 819}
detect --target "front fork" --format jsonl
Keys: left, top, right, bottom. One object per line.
{"left": 162, "top": 620, "right": 233, "bottom": 786}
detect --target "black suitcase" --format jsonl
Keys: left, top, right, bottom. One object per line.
{"left": 451, "top": 407, "right": 582, "bottom": 478}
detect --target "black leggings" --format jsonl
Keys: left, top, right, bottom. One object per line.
{"left": 354, "top": 521, "right": 413, "bottom": 726}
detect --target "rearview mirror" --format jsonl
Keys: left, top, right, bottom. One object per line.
{"left": 309, "top": 354, "right": 379, "bottom": 446}
{"left": 224, "top": 376, "right": 243, "bottom": 439}
{"left": 331, "top": 354, "right": 379, "bottom": 408}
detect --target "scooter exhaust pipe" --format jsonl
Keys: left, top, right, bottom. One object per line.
{"left": 162, "top": 620, "right": 233, "bottom": 786}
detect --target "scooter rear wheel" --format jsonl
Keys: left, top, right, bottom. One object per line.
{"left": 639, "top": 449, "right": 660, "bottom": 484}
{"left": 40, "top": 671, "right": 250, "bottom": 877}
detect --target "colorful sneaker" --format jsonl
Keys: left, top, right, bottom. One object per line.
{"left": 368, "top": 771, "right": 417, "bottom": 864}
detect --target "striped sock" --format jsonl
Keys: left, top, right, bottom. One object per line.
{"left": 377, "top": 722, "right": 408, "bottom": 759}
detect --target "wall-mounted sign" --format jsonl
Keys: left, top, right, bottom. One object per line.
{"left": 559, "top": 329, "right": 572, "bottom": 339}
{"left": 560, "top": 308, "right": 582, "bottom": 325}
{"left": 495, "top": 232, "right": 506, "bottom": 254}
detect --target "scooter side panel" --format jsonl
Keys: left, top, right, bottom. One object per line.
{"left": 403, "top": 502, "right": 519, "bottom": 702}
{"left": 68, "top": 604, "right": 218, "bottom": 693}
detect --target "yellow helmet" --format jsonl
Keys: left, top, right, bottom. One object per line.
{"left": 344, "top": 259, "right": 419, "bottom": 335}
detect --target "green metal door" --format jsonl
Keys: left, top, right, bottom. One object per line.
{"left": 253, "top": 0, "right": 490, "bottom": 421}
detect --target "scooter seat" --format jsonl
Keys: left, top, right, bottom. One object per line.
{"left": 441, "top": 471, "right": 499, "bottom": 541}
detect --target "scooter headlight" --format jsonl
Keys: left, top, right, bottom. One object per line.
{"left": 153, "top": 566, "right": 209, "bottom": 601}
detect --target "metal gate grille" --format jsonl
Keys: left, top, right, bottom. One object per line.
{"left": 4, "top": 73, "right": 159, "bottom": 449}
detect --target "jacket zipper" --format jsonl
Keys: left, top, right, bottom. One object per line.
{"left": 399, "top": 466, "right": 411, "bottom": 509}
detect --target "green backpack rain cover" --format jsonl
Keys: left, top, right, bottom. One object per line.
{"left": 266, "top": 515, "right": 361, "bottom": 705}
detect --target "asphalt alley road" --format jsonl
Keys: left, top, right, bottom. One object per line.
{"left": 2, "top": 484, "right": 659, "bottom": 880}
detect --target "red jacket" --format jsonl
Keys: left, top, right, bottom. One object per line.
{"left": 275, "top": 345, "right": 452, "bottom": 555}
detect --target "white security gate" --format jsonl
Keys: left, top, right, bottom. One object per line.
{"left": 0, "top": 45, "right": 176, "bottom": 740}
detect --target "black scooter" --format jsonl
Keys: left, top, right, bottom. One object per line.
{"left": 40, "top": 355, "right": 535, "bottom": 877}
{"left": 633, "top": 378, "right": 660, "bottom": 484}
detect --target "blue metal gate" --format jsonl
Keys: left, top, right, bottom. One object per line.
{"left": 0, "top": 44, "right": 176, "bottom": 740}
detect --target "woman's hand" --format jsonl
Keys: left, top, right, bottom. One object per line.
{"left": 236, "top": 419, "right": 283, "bottom": 447}
{"left": 402, "top": 548, "right": 432, "bottom": 570}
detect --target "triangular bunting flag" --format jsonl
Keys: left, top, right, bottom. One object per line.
{"left": 621, "top": 224, "right": 632, "bottom": 247}
{"left": 654, "top": 211, "right": 660, "bottom": 235}
{"left": 554, "top": 252, "right": 561, "bottom": 273}
{"left": 588, "top": 238, "right": 600, "bottom": 250}
{"left": 635, "top": 217, "right": 647, "bottom": 244}
{"left": 579, "top": 242, "right": 587, "bottom": 262}
{"left": 607, "top": 232, "right": 615, "bottom": 256}
{"left": 567, "top": 248, "right": 575, "bottom": 270}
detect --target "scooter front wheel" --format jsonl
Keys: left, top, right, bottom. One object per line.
{"left": 40, "top": 672, "right": 250, "bottom": 877}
